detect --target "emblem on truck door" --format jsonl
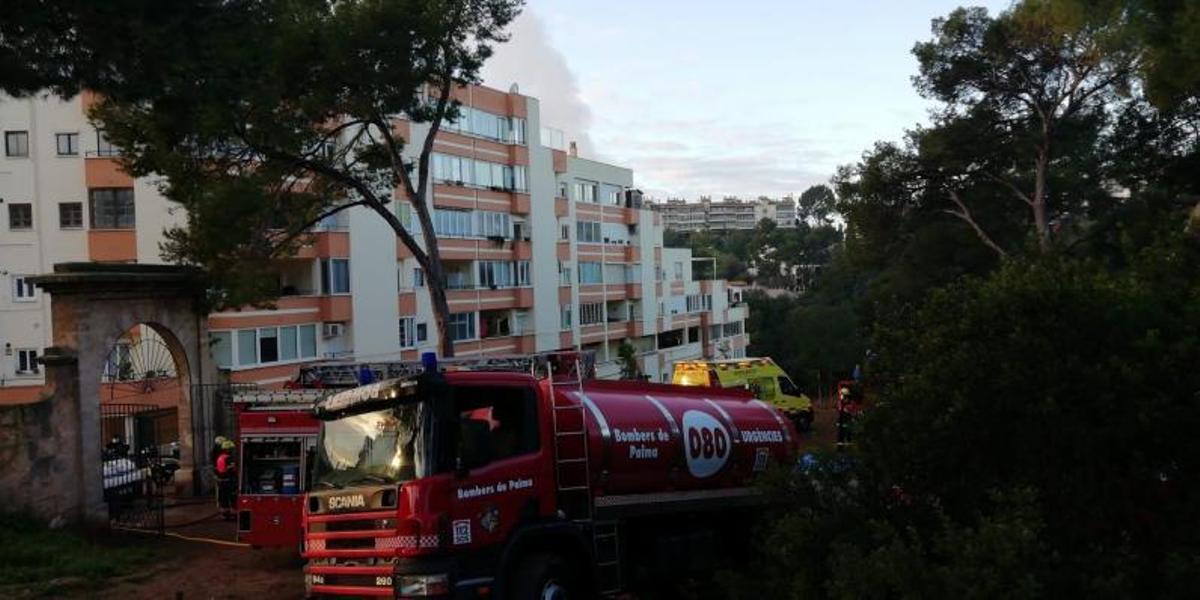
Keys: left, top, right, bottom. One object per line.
{"left": 681, "top": 410, "right": 731, "bottom": 478}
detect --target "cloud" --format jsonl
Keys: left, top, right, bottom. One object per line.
{"left": 597, "top": 116, "right": 836, "bottom": 200}
{"left": 482, "top": 10, "right": 595, "bottom": 156}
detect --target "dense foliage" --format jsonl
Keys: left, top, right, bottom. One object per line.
{"left": 713, "top": 1, "right": 1200, "bottom": 597}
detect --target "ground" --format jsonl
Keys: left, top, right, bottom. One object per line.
{"left": 10, "top": 407, "right": 838, "bottom": 599}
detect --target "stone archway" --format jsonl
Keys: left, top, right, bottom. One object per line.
{"left": 0, "top": 263, "right": 216, "bottom": 526}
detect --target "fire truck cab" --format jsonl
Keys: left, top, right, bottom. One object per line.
{"left": 301, "top": 352, "right": 799, "bottom": 598}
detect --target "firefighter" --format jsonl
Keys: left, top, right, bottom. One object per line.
{"left": 210, "top": 435, "right": 227, "bottom": 467}
{"left": 215, "top": 439, "right": 238, "bottom": 520}
{"left": 835, "top": 383, "right": 862, "bottom": 450}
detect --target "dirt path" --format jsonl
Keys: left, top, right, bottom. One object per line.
{"left": 71, "top": 536, "right": 303, "bottom": 600}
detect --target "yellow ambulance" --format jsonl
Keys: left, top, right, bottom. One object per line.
{"left": 671, "top": 357, "right": 814, "bottom": 431}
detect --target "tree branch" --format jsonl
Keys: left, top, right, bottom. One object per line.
{"left": 266, "top": 200, "right": 368, "bottom": 255}
{"left": 944, "top": 189, "right": 1009, "bottom": 258}
{"left": 243, "top": 135, "right": 431, "bottom": 268}
{"left": 982, "top": 171, "right": 1034, "bottom": 207}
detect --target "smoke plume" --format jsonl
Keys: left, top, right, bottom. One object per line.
{"left": 483, "top": 10, "right": 595, "bottom": 157}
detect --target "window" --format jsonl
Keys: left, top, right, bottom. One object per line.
{"left": 432, "top": 153, "right": 468, "bottom": 184}
{"left": 445, "top": 262, "right": 473, "bottom": 289}
{"left": 578, "top": 262, "right": 602, "bottom": 284}
{"left": 414, "top": 268, "right": 425, "bottom": 288}
{"left": 477, "top": 261, "right": 529, "bottom": 289}
{"left": 88, "top": 188, "right": 135, "bottom": 229}
{"left": 455, "top": 384, "right": 539, "bottom": 463}
{"left": 59, "top": 202, "right": 83, "bottom": 229}
{"left": 480, "top": 310, "right": 511, "bottom": 339}
{"left": 561, "top": 224, "right": 570, "bottom": 240}
{"left": 576, "top": 221, "right": 601, "bottom": 243}
{"left": 96, "top": 131, "right": 118, "bottom": 157}
{"left": 657, "top": 329, "right": 684, "bottom": 349}
{"left": 258, "top": 327, "right": 279, "bottom": 363}
{"left": 5, "top": 131, "right": 29, "bottom": 157}
{"left": 320, "top": 258, "right": 350, "bottom": 294}
{"left": 778, "top": 377, "right": 800, "bottom": 396}
{"left": 574, "top": 181, "right": 597, "bottom": 203}
{"left": 281, "top": 326, "right": 298, "bottom": 360}
{"left": 56, "top": 133, "right": 79, "bottom": 156}
{"left": 558, "top": 262, "right": 572, "bottom": 285}
{"left": 513, "top": 166, "right": 528, "bottom": 192}
{"left": 604, "top": 264, "right": 626, "bottom": 284}
{"left": 399, "top": 317, "right": 416, "bottom": 348}
{"left": 299, "top": 324, "right": 318, "bottom": 358}
{"left": 560, "top": 305, "right": 572, "bottom": 329}
{"left": 237, "top": 330, "right": 256, "bottom": 366}
{"left": 674, "top": 262, "right": 684, "bottom": 281}
{"left": 687, "top": 294, "right": 705, "bottom": 313}
{"left": 209, "top": 332, "right": 233, "bottom": 368}
{"left": 8, "top": 203, "right": 32, "bottom": 230}
{"left": 12, "top": 276, "right": 36, "bottom": 302}
{"left": 510, "top": 118, "right": 527, "bottom": 144}
{"left": 416, "top": 323, "right": 428, "bottom": 342}
{"left": 478, "top": 211, "right": 510, "bottom": 238}
{"left": 397, "top": 202, "right": 413, "bottom": 228}
{"left": 478, "top": 261, "right": 511, "bottom": 288}
{"left": 517, "top": 261, "right": 530, "bottom": 286}
{"left": 449, "top": 312, "right": 476, "bottom": 341}
{"left": 221, "top": 324, "right": 316, "bottom": 367}
{"left": 16, "top": 349, "right": 39, "bottom": 375}
{"left": 723, "top": 321, "right": 744, "bottom": 336}
{"left": 579, "top": 302, "right": 604, "bottom": 325}
{"left": 434, "top": 209, "right": 473, "bottom": 237}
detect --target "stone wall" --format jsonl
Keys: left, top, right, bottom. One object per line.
{"left": 0, "top": 348, "right": 95, "bottom": 526}
{"left": 0, "top": 264, "right": 215, "bottom": 527}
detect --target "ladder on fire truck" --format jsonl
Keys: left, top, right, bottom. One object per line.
{"left": 544, "top": 356, "right": 622, "bottom": 596}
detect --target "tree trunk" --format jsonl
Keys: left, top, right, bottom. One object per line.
{"left": 421, "top": 252, "right": 455, "bottom": 358}
{"left": 1032, "top": 147, "right": 1051, "bottom": 251}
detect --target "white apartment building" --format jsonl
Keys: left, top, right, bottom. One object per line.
{"left": 0, "top": 84, "right": 750, "bottom": 403}
{"left": 651, "top": 196, "right": 798, "bottom": 231}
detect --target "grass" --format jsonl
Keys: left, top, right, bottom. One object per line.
{"left": 0, "top": 512, "right": 158, "bottom": 590}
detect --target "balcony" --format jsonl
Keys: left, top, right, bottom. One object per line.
{"left": 446, "top": 287, "right": 534, "bottom": 312}
{"left": 513, "top": 240, "right": 532, "bottom": 260}
{"left": 555, "top": 197, "right": 569, "bottom": 217}
{"left": 293, "top": 231, "right": 350, "bottom": 259}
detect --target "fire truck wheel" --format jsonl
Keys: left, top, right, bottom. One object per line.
{"left": 512, "top": 552, "right": 580, "bottom": 600}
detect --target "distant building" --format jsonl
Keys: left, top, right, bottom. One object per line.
{"left": 650, "top": 196, "right": 797, "bottom": 231}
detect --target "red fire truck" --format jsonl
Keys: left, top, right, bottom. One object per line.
{"left": 232, "top": 390, "right": 323, "bottom": 548}
{"left": 301, "top": 352, "right": 799, "bottom": 598}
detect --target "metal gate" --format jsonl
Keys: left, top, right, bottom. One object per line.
{"left": 100, "top": 402, "right": 178, "bottom": 532}
{"left": 190, "top": 382, "right": 258, "bottom": 493}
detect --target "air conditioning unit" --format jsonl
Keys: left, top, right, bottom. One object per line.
{"left": 322, "top": 323, "right": 345, "bottom": 338}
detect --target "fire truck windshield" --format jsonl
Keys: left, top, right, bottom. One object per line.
{"left": 313, "top": 403, "right": 428, "bottom": 489}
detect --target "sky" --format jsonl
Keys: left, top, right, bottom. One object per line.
{"left": 483, "top": 0, "right": 1012, "bottom": 200}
